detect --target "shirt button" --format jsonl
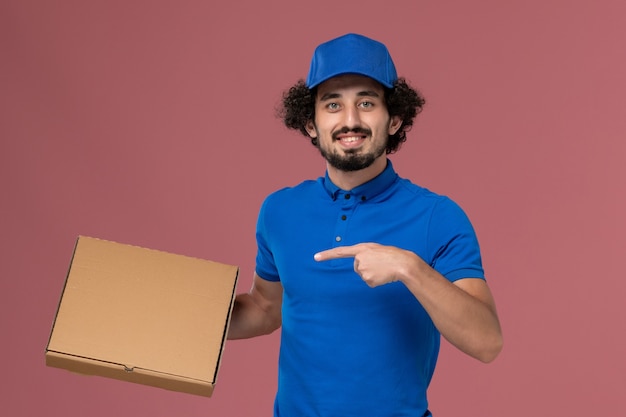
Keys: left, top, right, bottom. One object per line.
{"left": 341, "top": 215, "right": 347, "bottom": 220}
{"left": 344, "top": 194, "right": 351, "bottom": 199}
{"left": 335, "top": 236, "right": 342, "bottom": 242}
{"left": 361, "top": 196, "right": 366, "bottom": 201}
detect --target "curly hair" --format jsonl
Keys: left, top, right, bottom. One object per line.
{"left": 277, "top": 77, "right": 425, "bottom": 154}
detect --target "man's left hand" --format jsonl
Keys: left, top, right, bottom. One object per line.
{"left": 314, "top": 243, "right": 423, "bottom": 287}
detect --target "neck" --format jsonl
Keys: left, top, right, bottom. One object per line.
{"left": 326, "top": 157, "right": 388, "bottom": 191}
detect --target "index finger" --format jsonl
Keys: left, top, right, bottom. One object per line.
{"left": 314, "top": 244, "right": 362, "bottom": 262}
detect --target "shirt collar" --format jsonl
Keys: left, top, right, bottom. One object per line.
{"left": 320, "top": 159, "right": 399, "bottom": 201}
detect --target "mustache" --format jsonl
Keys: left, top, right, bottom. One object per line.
{"left": 332, "top": 126, "right": 372, "bottom": 140}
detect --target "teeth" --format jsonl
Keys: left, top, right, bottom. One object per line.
{"left": 340, "top": 136, "right": 361, "bottom": 142}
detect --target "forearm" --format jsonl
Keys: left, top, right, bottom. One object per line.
{"left": 400, "top": 255, "right": 503, "bottom": 363}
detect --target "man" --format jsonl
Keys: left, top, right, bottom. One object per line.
{"left": 228, "top": 33, "right": 502, "bottom": 417}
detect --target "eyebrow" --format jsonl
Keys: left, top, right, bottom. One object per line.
{"left": 319, "top": 90, "right": 381, "bottom": 101}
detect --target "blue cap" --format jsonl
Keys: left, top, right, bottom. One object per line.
{"left": 306, "top": 33, "right": 398, "bottom": 89}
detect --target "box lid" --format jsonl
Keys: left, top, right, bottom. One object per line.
{"left": 46, "top": 236, "right": 238, "bottom": 396}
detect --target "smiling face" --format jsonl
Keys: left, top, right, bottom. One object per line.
{"left": 306, "top": 75, "right": 402, "bottom": 175}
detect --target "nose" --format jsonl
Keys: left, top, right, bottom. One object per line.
{"left": 343, "top": 105, "right": 361, "bottom": 128}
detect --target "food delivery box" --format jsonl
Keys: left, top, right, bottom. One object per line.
{"left": 45, "top": 236, "right": 239, "bottom": 397}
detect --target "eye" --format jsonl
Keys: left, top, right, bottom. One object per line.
{"left": 326, "top": 102, "right": 341, "bottom": 111}
{"left": 359, "top": 101, "right": 374, "bottom": 109}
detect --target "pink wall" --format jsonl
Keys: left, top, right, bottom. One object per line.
{"left": 2, "top": 1, "right": 624, "bottom": 415}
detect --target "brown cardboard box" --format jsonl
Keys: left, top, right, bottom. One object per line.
{"left": 46, "top": 236, "right": 239, "bottom": 397}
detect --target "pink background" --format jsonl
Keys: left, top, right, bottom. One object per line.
{"left": 2, "top": 1, "right": 624, "bottom": 416}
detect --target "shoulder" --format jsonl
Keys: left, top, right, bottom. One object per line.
{"left": 394, "top": 177, "right": 458, "bottom": 208}
{"left": 391, "top": 176, "right": 474, "bottom": 227}
{"left": 264, "top": 179, "right": 320, "bottom": 200}
{"left": 260, "top": 179, "right": 324, "bottom": 212}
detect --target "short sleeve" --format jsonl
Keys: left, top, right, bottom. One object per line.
{"left": 255, "top": 195, "right": 281, "bottom": 282}
{"left": 427, "top": 197, "right": 485, "bottom": 282}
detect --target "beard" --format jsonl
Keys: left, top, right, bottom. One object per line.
{"left": 319, "top": 146, "right": 384, "bottom": 171}
{"left": 316, "top": 126, "right": 388, "bottom": 172}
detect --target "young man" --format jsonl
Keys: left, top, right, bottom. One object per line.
{"left": 228, "top": 33, "right": 503, "bottom": 417}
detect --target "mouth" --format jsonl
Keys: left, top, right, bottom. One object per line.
{"left": 336, "top": 135, "right": 366, "bottom": 150}
{"left": 333, "top": 128, "right": 370, "bottom": 148}
{"left": 338, "top": 134, "right": 365, "bottom": 143}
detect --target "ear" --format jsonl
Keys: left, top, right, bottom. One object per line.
{"left": 305, "top": 120, "right": 318, "bottom": 138}
{"left": 388, "top": 115, "right": 402, "bottom": 135}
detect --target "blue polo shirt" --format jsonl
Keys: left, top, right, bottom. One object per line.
{"left": 256, "top": 160, "right": 484, "bottom": 417}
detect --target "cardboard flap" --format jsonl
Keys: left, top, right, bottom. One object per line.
{"left": 45, "top": 351, "right": 215, "bottom": 396}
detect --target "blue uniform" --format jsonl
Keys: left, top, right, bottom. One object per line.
{"left": 255, "top": 160, "right": 484, "bottom": 417}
